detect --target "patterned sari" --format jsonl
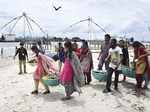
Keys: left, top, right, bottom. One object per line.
{"left": 60, "top": 52, "right": 84, "bottom": 95}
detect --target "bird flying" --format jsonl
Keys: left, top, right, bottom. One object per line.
{"left": 53, "top": 6, "right": 62, "bottom": 11}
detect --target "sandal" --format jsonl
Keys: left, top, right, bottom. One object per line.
{"left": 43, "top": 90, "right": 50, "bottom": 94}
{"left": 61, "top": 96, "right": 72, "bottom": 101}
{"left": 31, "top": 90, "right": 38, "bottom": 94}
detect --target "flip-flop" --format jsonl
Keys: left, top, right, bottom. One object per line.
{"left": 31, "top": 90, "right": 38, "bottom": 95}
{"left": 61, "top": 96, "right": 72, "bottom": 101}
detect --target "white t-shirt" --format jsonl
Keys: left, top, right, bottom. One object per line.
{"left": 109, "top": 46, "right": 122, "bottom": 69}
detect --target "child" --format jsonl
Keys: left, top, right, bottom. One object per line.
{"left": 103, "top": 39, "right": 123, "bottom": 93}
{"left": 14, "top": 42, "right": 28, "bottom": 74}
{"left": 60, "top": 41, "right": 84, "bottom": 100}
{"left": 31, "top": 45, "right": 58, "bottom": 94}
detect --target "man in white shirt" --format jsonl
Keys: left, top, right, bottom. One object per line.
{"left": 103, "top": 39, "right": 123, "bottom": 93}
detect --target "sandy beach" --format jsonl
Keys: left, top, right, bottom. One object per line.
{"left": 1, "top": 0, "right": 150, "bottom": 111}
{"left": 0, "top": 53, "right": 150, "bottom": 112}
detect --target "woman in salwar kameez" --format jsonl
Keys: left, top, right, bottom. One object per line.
{"left": 60, "top": 41, "right": 84, "bottom": 100}
{"left": 31, "top": 46, "right": 58, "bottom": 94}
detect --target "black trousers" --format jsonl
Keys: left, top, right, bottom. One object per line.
{"left": 106, "top": 67, "right": 120, "bottom": 89}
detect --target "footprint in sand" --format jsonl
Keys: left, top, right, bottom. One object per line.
{"left": 131, "top": 103, "right": 145, "bottom": 112}
{"left": 13, "top": 110, "right": 18, "bottom": 112}
{"left": 11, "top": 81, "right": 18, "bottom": 84}
{"left": 91, "top": 93, "right": 97, "bottom": 98}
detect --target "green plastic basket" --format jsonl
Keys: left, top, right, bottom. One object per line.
{"left": 92, "top": 70, "right": 107, "bottom": 81}
{"left": 42, "top": 76, "right": 59, "bottom": 86}
{"left": 121, "top": 66, "right": 135, "bottom": 78}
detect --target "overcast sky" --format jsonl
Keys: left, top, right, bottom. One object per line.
{"left": 0, "top": 0, "right": 150, "bottom": 40}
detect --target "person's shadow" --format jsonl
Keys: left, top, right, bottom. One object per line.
{"left": 62, "top": 96, "right": 85, "bottom": 107}
{"left": 90, "top": 82, "right": 106, "bottom": 91}
{"left": 36, "top": 91, "right": 85, "bottom": 107}
{"left": 37, "top": 91, "right": 64, "bottom": 102}
{"left": 121, "top": 81, "right": 135, "bottom": 91}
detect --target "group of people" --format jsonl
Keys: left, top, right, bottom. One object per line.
{"left": 14, "top": 41, "right": 45, "bottom": 74}
{"left": 30, "top": 40, "right": 87, "bottom": 100}
{"left": 97, "top": 34, "right": 129, "bottom": 93}
{"left": 56, "top": 40, "right": 93, "bottom": 85}
{"left": 98, "top": 34, "right": 150, "bottom": 96}
{"left": 14, "top": 34, "right": 150, "bottom": 100}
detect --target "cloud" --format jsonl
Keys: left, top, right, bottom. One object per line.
{"left": 0, "top": 0, "right": 150, "bottom": 40}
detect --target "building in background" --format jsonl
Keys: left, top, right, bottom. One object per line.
{"left": 4, "top": 34, "right": 16, "bottom": 41}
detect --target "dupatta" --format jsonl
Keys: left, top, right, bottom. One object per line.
{"left": 70, "top": 52, "right": 85, "bottom": 93}
{"left": 39, "top": 53, "right": 59, "bottom": 75}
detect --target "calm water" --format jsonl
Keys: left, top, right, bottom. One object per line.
{"left": 0, "top": 42, "right": 57, "bottom": 58}
{"left": 0, "top": 42, "right": 19, "bottom": 57}
{"left": 0, "top": 41, "right": 100, "bottom": 58}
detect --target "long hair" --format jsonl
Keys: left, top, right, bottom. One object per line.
{"left": 64, "top": 41, "right": 73, "bottom": 59}
{"left": 31, "top": 45, "right": 39, "bottom": 56}
{"left": 81, "top": 40, "right": 89, "bottom": 49}
{"left": 132, "top": 41, "right": 145, "bottom": 48}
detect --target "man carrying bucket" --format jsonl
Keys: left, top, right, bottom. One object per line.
{"left": 97, "top": 34, "right": 111, "bottom": 70}
{"left": 103, "top": 39, "right": 123, "bottom": 93}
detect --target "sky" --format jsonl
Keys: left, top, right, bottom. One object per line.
{"left": 0, "top": 0, "right": 150, "bottom": 40}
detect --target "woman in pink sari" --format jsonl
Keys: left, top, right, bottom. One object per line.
{"left": 31, "top": 46, "right": 58, "bottom": 94}
{"left": 60, "top": 41, "right": 84, "bottom": 100}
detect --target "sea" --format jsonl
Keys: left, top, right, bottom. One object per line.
{"left": 0, "top": 42, "right": 19, "bottom": 57}
{"left": 0, "top": 41, "right": 101, "bottom": 58}
{"left": 0, "top": 42, "right": 57, "bottom": 58}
